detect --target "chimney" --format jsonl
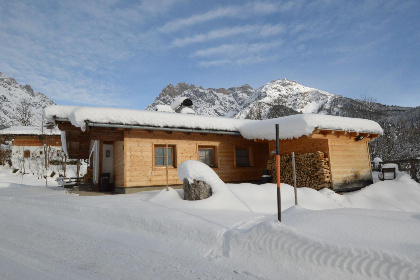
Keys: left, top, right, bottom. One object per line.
{"left": 170, "top": 97, "right": 195, "bottom": 114}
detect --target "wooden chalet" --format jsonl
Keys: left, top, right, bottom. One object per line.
{"left": 45, "top": 106, "right": 382, "bottom": 193}
{"left": 0, "top": 126, "right": 62, "bottom": 159}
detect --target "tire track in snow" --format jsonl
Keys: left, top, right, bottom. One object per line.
{"left": 3, "top": 194, "right": 420, "bottom": 279}
{"left": 214, "top": 221, "right": 420, "bottom": 280}
{"left": 0, "top": 195, "right": 221, "bottom": 247}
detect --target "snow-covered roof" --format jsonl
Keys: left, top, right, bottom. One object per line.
{"left": 155, "top": 105, "right": 174, "bottom": 113}
{"left": 239, "top": 113, "right": 383, "bottom": 140}
{"left": 155, "top": 104, "right": 196, "bottom": 115}
{"left": 44, "top": 105, "right": 383, "bottom": 140}
{"left": 0, "top": 126, "right": 61, "bottom": 136}
{"left": 44, "top": 105, "right": 248, "bottom": 133}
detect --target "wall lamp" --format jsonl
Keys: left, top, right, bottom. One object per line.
{"left": 355, "top": 135, "right": 365, "bottom": 141}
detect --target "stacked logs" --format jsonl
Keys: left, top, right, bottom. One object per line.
{"left": 267, "top": 151, "right": 331, "bottom": 190}
{"left": 83, "top": 167, "right": 94, "bottom": 184}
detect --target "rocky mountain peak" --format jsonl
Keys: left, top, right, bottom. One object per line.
{"left": 0, "top": 73, "right": 56, "bottom": 127}
{"left": 147, "top": 82, "right": 256, "bottom": 117}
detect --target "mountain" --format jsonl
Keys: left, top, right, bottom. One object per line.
{"left": 0, "top": 72, "right": 55, "bottom": 127}
{"left": 147, "top": 82, "right": 255, "bottom": 117}
{"left": 148, "top": 79, "right": 419, "bottom": 162}
{"left": 235, "top": 79, "right": 337, "bottom": 119}
{"left": 148, "top": 78, "right": 413, "bottom": 120}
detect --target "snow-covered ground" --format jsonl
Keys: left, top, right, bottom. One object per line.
{"left": 0, "top": 165, "right": 419, "bottom": 280}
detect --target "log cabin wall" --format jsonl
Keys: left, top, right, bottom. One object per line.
{"left": 122, "top": 129, "right": 269, "bottom": 190}
{"left": 113, "top": 141, "right": 124, "bottom": 187}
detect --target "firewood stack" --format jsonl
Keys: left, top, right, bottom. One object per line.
{"left": 84, "top": 167, "right": 94, "bottom": 184}
{"left": 266, "top": 151, "right": 332, "bottom": 190}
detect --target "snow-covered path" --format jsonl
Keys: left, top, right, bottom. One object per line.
{"left": 1, "top": 167, "right": 420, "bottom": 280}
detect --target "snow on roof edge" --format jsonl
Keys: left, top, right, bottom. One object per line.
{"left": 0, "top": 126, "right": 61, "bottom": 135}
{"left": 44, "top": 105, "right": 383, "bottom": 140}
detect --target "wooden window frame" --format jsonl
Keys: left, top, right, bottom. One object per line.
{"left": 198, "top": 146, "right": 217, "bottom": 167}
{"left": 235, "top": 147, "right": 252, "bottom": 167}
{"left": 24, "top": 150, "right": 31, "bottom": 158}
{"left": 154, "top": 144, "right": 176, "bottom": 168}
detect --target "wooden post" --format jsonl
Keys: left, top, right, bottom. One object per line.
{"left": 62, "top": 154, "right": 67, "bottom": 190}
{"left": 410, "top": 160, "right": 417, "bottom": 182}
{"left": 275, "top": 124, "right": 281, "bottom": 222}
{"left": 292, "top": 152, "right": 298, "bottom": 206}
{"left": 166, "top": 142, "right": 169, "bottom": 191}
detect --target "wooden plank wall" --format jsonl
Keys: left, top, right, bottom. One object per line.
{"left": 268, "top": 136, "right": 330, "bottom": 157}
{"left": 113, "top": 141, "right": 124, "bottom": 187}
{"left": 123, "top": 130, "right": 269, "bottom": 188}
{"left": 328, "top": 137, "right": 372, "bottom": 190}
{"left": 11, "top": 135, "right": 62, "bottom": 147}
{"left": 267, "top": 134, "right": 374, "bottom": 190}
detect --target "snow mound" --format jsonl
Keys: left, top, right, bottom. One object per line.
{"left": 382, "top": 163, "right": 399, "bottom": 170}
{"left": 345, "top": 174, "right": 420, "bottom": 211}
{"left": 373, "top": 157, "right": 383, "bottom": 168}
{"left": 178, "top": 160, "right": 226, "bottom": 194}
{"left": 151, "top": 160, "right": 252, "bottom": 212}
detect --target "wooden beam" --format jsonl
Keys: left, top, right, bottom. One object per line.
{"left": 56, "top": 122, "right": 83, "bottom": 132}
{"left": 90, "top": 131, "right": 124, "bottom": 141}
{"left": 66, "top": 135, "right": 90, "bottom": 142}
{"left": 254, "top": 139, "right": 270, "bottom": 143}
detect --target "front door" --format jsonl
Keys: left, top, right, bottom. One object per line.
{"left": 102, "top": 144, "right": 114, "bottom": 183}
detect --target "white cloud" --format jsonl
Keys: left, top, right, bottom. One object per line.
{"left": 194, "top": 41, "right": 283, "bottom": 68}
{"left": 197, "top": 59, "right": 232, "bottom": 67}
{"left": 158, "top": 6, "right": 241, "bottom": 33}
{"left": 0, "top": 0, "right": 183, "bottom": 106}
{"left": 172, "top": 25, "right": 259, "bottom": 47}
{"left": 259, "top": 23, "right": 286, "bottom": 37}
{"left": 197, "top": 54, "right": 279, "bottom": 68}
{"left": 193, "top": 41, "right": 283, "bottom": 58}
{"left": 172, "top": 24, "right": 285, "bottom": 47}
{"left": 158, "top": 1, "right": 281, "bottom": 33}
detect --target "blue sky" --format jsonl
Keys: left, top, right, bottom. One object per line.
{"left": 0, "top": 0, "right": 419, "bottom": 109}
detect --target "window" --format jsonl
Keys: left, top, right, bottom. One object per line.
{"left": 154, "top": 145, "right": 175, "bottom": 167}
{"left": 24, "top": 150, "right": 30, "bottom": 158}
{"left": 198, "top": 146, "right": 215, "bottom": 167}
{"left": 235, "top": 148, "right": 249, "bottom": 167}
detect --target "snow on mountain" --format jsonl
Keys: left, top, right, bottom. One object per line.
{"left": 234, "top": 79, "right": 336, "bottom": 119}
{"left": 147, "top": 82, "right": 255, "bottom": 117}
{"left": 0, "top": 72, "right": 56, "bottom": 127}
{"left": 147, "top": 79, "right": 340, "bottom": 120}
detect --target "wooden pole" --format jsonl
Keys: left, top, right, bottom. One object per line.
{"left": 292, "top": 152, "right": 298, "bottom": 206}
{"left": 275, "top": 124, "right": 281, "bottom": 222}
{"left": 166, "top": 142, "right": 169, "bottom": 191}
